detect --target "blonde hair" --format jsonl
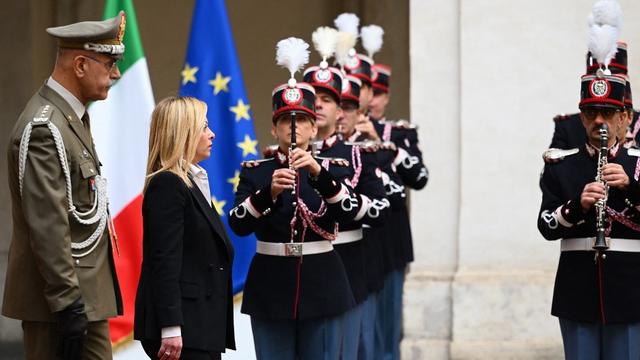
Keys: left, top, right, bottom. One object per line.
{"left": 144, "top": 96, "right": 207, "bottom": 192}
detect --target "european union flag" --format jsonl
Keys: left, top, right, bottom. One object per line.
{"left": 179, "top": 0, "right": 258, "bottom": 295}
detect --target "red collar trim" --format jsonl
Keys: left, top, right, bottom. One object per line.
{"left": 585, "top": 141, "right": 620, "bottom": 159}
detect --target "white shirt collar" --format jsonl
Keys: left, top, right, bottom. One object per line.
{"left": 189, "top": 163, "right": 208, "bottom": 178}
{"left": 46, "top": 77, "right": 86, "bottom": 120}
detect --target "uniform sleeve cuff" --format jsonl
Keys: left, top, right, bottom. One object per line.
{"left": 308, "top": 168, "right": 342, "bottom": 199}
{"left": 557, "top": 200, "right": 585, "bottom": 226}
{"left": 625, "top": 178, "right": 640, "bottom": 204}
{"left": 161, "top": 326, "right": 181, "bottom": 338}
{"left": 393, "top": 148, "right": 409, "bottom": 167}
{"left": 245, "top": 187, "right": 276, "bottom": 218}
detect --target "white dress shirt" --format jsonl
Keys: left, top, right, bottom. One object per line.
{"left": 189, "top": 163, "right": 212, "bottom": 207}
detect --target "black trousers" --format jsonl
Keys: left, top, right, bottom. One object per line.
{"left": 141, "top": 340, "right": 221, "bottom": 360}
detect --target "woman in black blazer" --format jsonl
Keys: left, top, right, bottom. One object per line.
{"left": 134, "top": 96, "right": 235, "bottom": 360}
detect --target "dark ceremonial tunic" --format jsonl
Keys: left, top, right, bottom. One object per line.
{"left": 316, "top": 134, "right": 390, "bottom": 303}
{"left": 550, "top": 111, "right": 640, "bottom": 149}
{"left": 372, "top": 118, "right": 428, "bottom": 190}
{"left": 538, "top": 144, "right": 640, "bottom": 324}
{"left": 371, "top": 120, "right": 428, "bottom": 269}
{"left": 346, "top": 132, "right": 404, "bottom": 288}
{"left": 229, "top": 149, "right": 358, "bottom": 320}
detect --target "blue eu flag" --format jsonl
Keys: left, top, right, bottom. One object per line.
{"left": 179, "top": 0, "right": 258, "bottom": 295}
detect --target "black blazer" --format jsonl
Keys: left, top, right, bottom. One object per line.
{"left": 134, "top": 171, "right": 235, "bottom": 352}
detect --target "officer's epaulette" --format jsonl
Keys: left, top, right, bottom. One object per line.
{"left": 628, "top": 148, "right": 640, "bottom": 157}
{"left": 542, "top": 147, "right": 579, "bottom": 161}
{"left": 314, "top": 156, "right": 350, "bottom": 167}
{"left": 380, "top": 119, "right": 418, "bottom": 130}
{"left": 31, "top": 104, "right": 54, "bottom": 126}
{"left": 241, "top": 158, "right": 272, "bottom": 168}
{"left": 262, "top": 144, "right": 279, "bottom": 158}
{"left": 553, "top": 114, "right": 570, "bottom": 123}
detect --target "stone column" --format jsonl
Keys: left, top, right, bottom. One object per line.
{"left": 406, "top": 0, "right": 640, "bottom": 359}
{"left": 403, "top": 0, "right": 461, "bottom": 358}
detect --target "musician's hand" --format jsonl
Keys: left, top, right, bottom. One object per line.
{"left": 290, "top": 148, "right": 321, "bottom": 176}
{"left": 355, "top": 114, "right": 381, "bottom": 142}
{"left": 271, "top": 168, "right": 296, "bottom": 199}
{"left": 580, "top": 182, "right": 606, "bottom": 211}
{"left": 602, "top": 163, "right": 630, "bottom": 189}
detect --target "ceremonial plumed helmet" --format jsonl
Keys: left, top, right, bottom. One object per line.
{"left": 272, "top": 37, "right": 316, "bottom": 122}
{"left": 371, "top": 64, "right": 391, "bottom": 94}
{"left": 304, "top": 26, "right": 343, "bottom": 103}
{"left": 579, "top": 73, "right": 626, "bottom": 110}
{"left": 341, "top": 74, "right": 362, "bottom": 107}
{"left": 333, "top": 13, "right": 373, "bottom": 87}
{"left": 303, "top": 66, "right": 343, "bottom": 103}
{"left": 344, "top": 53, "right": 373, "bottom": 87}
{"left": 46, "top": 11, "right": 126, "bottom": 58}
{"left": 625, "top": 77, "right": 633, "bottom": 109}
{"left": 580, "top": 0, "right": 626, "bottom": 109}
{"left": 586, "top": 42, "right": 628, "bottom": 75}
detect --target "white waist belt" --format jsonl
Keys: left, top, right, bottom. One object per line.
{"left": 256, "top": 240, "right": 333, "bottom": 257}
{"left": 333, "top": 229, "right": 363, "bottom": 245}
{"left": 561, "top": 238, "right": 640, "bottom": 252}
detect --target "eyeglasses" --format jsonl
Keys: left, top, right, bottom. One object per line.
{"left": 582, "top": 107, "right": 621, "bottom": 121}
{"left": 81, "top": 55, "right": 120, "bottom": 72}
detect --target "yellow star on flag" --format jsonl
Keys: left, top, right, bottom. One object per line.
{"left": 211, "top": 196, "right": 227, "bottom": 216}
{"left": 208, "top": 72, "right": 231, "bottom": 95}
{"left": 227, "top": 170, "right": 241, "bottom": 192}
{"left": 181, "top": 63, "right": 199, "bottom": 85}
{"left": 237, "top": 134, "right": 258, "bottom": 157}
{"left": 230, "top": 99, "right": 251, "bottom": 121}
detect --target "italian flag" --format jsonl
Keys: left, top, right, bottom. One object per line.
{"left": 88, "top": 0, "right": 154, "bottom": 346}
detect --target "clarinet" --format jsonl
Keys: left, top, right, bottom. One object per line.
{"left": 593, "top": 124, "right": 610, "bottom": 252}
{"left": 290, "top": 111, "right": 298, "bottom": 200}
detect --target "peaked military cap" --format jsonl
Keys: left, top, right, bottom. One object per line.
{"left": 46, "top": 11, "right": 126, "bottom": 58}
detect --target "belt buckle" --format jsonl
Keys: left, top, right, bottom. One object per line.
{"left": 285, "top": 243, "right": 303, "bottom": 257}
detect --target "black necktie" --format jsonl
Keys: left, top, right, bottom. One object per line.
{"left": 81, "top": 112, "right": 91, "bottom": 132}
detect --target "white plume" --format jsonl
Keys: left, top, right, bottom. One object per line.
{"left": 334, "top": 13, "right": 360, "bottom": 39}
{"left": 588, "top": 24, "right": 619, "bottom": 67}
{"left": 361, "top": 25, "right": 384, "bottom": 58}
{"left": 312, "top": 26, "right": 339, "bottom": 61}
{"left": 276, "top": 37, "right": 310, "bottom": 78}
{"left": 335, "top": 32, "right": 357, "bottom": 67}
{"left": 590, "top": 0, "right": 623, "bottom": 28}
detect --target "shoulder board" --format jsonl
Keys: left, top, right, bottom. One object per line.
{"left": 262, "top": 144, "right": 279, "bottom": 158}
{"left": 31, "top": 104, "right": 54, "bottom": 126}
{"left": 241, "top": 158, "right": 272, "bottom": 168}
{"left": 628, "top": 148, "right": 640, "bottom": 157}
{"left": 315, "top": 156, "right": 350, "bottom": 167}
{"left": 542, "top": 147, "right": 579, "bottom": 161}
{"left": 553, "top": 114, "right": 570, "bottom": 123}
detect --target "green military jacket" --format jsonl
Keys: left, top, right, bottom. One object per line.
{"left": 3, "top": 84, "right": 122, "bottom": 322}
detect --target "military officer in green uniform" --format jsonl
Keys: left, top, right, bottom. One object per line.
{"left": 2, "top": 12, "right": 126, "bottom": 360}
